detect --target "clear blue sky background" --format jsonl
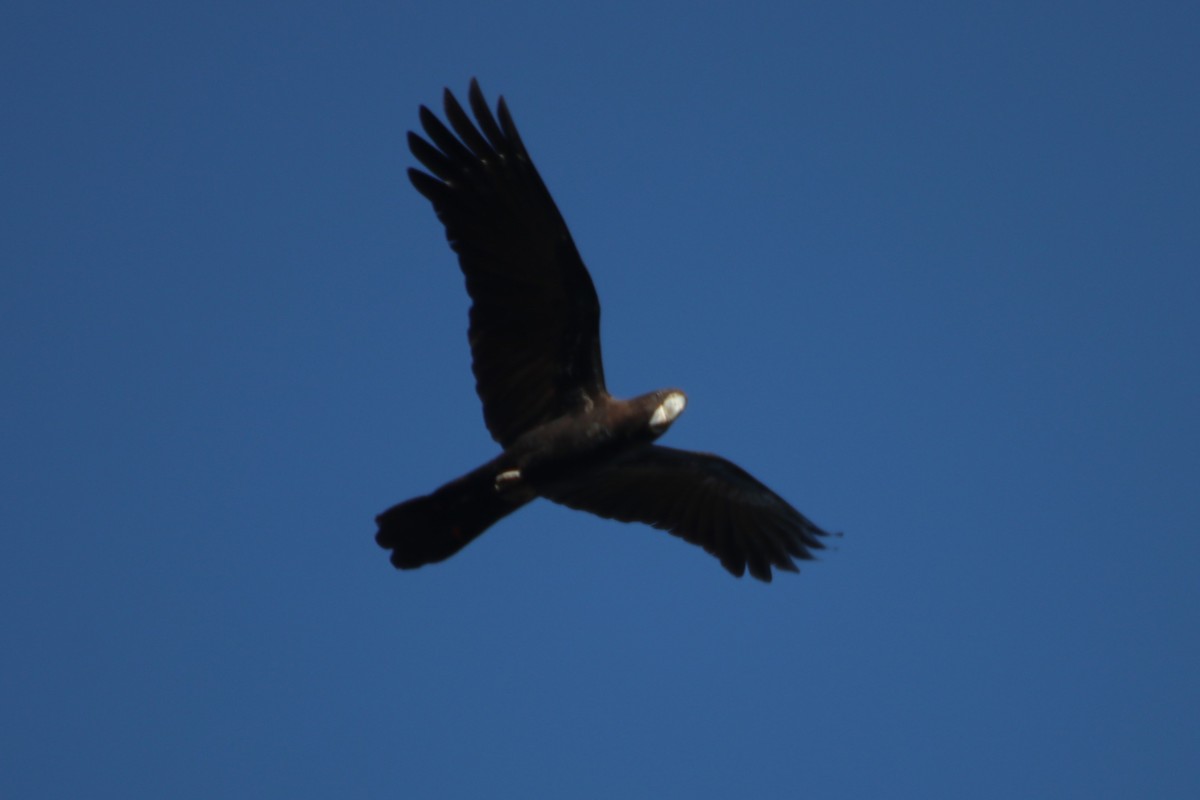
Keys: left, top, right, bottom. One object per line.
{"left": 3, "top": 1, "right": 1197, "bottom": 797}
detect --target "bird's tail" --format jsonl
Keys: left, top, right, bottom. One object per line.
{"left": 375, "top": 458, "right": 532, "bottom": 570}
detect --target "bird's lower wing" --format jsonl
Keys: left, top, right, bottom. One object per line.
{"left": 540, "top": 445, "right": 832, "bottom": 581}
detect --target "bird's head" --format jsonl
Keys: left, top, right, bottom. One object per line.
{"left": 648, "top": 389, "right": 688, "bottom": 436}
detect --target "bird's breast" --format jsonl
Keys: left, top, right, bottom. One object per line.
{"left": 505, "top": 409, "right": 639, "bottom": 486}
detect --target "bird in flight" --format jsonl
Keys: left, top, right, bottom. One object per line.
{"left": 376, "top": 79, "right": 835, "bottom": 581}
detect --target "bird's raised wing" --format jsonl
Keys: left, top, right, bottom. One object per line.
{"left": 541, "top": 445, "right": 832, "bottom": 581}
{"left": 407, "top": 79, "right": 607, "bottom": 447}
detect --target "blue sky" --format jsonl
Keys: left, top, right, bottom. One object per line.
{"left": 3, "top": 1, "right": 1198, "bottom": 797}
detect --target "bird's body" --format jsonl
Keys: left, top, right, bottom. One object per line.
{"left": 376, "top": 80, "right": 835, "bottom": 581}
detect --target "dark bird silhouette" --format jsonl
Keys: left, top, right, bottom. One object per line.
{"left": 376, "top": 80, "right": 835, "bottom": 581}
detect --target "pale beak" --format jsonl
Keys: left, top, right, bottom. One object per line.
{"left": 649, "top": 392, "right": 687, "bottom": 433}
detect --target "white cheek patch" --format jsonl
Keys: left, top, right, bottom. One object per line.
{"left": 649, "top": 392, "right": 687, "bottom": 432}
